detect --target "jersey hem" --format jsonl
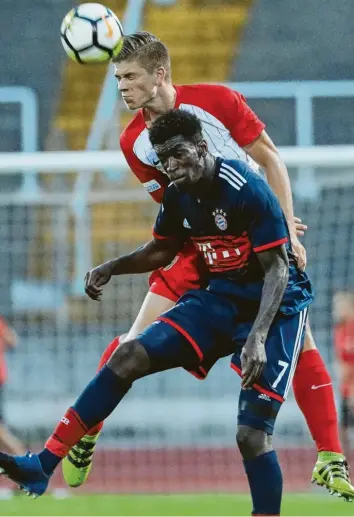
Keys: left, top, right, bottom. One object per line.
{"left": 253, "top": 237, "right": 288, "bottom": 253}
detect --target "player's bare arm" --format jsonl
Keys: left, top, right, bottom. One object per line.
{"left": 241, "top": 244, "right": 289, "bottom": 389}
{"left": 244, "top": 131, "right": 307, "bottom": 269}
{"left": 84, "top": 237, "right": 182, "bottom": 301}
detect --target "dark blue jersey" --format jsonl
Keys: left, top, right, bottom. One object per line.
{"left": 154, "top": 158, "right": 314, "bottom": 315}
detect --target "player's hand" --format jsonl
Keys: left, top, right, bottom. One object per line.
{"left": 294, "top": 217, "right": 307, "bottom": 237}
{"left": 291, "top": 235, "right": 307, "bottom": 271}
{"left": 84, "top": 262, "right": 113, "bottom": 300}
{"left": 240, "top": 333, "right": 267, "bottom": 389}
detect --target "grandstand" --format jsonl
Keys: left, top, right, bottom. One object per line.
{"left": 0, "top": 0, "right": 354, "bottom": 512}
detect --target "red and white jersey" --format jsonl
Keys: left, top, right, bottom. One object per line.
{"left": 120, "top": 84, "right": 265, "bottom": 203}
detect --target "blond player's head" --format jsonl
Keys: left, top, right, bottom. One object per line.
{"left": 333, "top": 290, "right": 354, "bottom": 323}
{"left": 112, "top": 32, "right": 172, "bottom": 110}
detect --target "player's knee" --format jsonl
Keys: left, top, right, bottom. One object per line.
{"left": 302, "top": 321, "right": 317, "bottom": 351}
{"left": 107, "top": 339, "right": 150, "bottom": 383}
{"left": 236, "top": 425, "right": 272, "bottom": 460}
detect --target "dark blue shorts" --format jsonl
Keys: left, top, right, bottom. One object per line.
{"left": 138, "top": 289, "right": 308, "bottom": 433}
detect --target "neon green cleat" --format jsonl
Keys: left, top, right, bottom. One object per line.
{"left": 312, "top": 451, "right": 354, "bottom": 502}
{"left": 62, "top": 433, "right": 100, "bottom": 488}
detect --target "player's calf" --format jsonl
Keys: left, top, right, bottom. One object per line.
{"left": 62, "top": 336, "right": 122, "bottom": 488}
{"left": 236, "top": 424, "right": 283, "bottom": 516}
{"left": 236, "top": 384, "right": 284, "bottom": 515}
{"left": 41, "top": 349, "right": 144, "bottom": 489}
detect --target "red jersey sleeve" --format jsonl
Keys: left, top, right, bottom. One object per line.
{"left": 217, "top": 85, "right": 265, "bottom": 147}
{"left": 177, "top": 84, "right": 265, "bottom": 148}
{"left": 120, "top": 130, "right": 168, "bottom": 204}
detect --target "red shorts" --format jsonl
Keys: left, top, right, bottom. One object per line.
{"left": 149, "top": 240, "right": 208, "bottom": 302}
{"left": 149, "top": 241, "right": 215, "bottom": 380}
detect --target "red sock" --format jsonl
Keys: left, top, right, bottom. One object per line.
{"left": 292, "top": 349, "right": 342, "bottom": 453}
{"left": 45, "top": 408, "right": 88, "bottom": 458}
{"left": 86, "top": 336, "right": 121, "bottom": 436}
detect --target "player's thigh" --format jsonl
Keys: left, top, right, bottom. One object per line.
{"left": 139, "top": 290, "right": 234, "bottom": 369}
{"left": 232, "top": 308, "right": 309, "bottom": 402}
{"left": 124, "top": 292, "right": 175, "bottom": 342}
{"left": 301, "top": 319, "right": 317, "bottom": 352}
{"left": 236, "top": 310, "right": 308, "bottom": 435}
{"left": 136, "top": 319, "right": 199, "bottom": 371}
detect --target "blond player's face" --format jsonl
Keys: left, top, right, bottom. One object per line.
{"left": 114, "top": 61, "right": 160, "bottom": 110}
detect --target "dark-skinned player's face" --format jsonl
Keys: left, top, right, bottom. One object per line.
{"left": 154, "top": 135, "right": 208, "bottom": 190}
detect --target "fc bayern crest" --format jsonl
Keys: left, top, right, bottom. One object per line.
{"left": 213, "top": 208, "right": 228, "bottom": 231}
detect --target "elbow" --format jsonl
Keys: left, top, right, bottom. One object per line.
{"left": 260, "top": 149, "right": 285, "bottom": 175}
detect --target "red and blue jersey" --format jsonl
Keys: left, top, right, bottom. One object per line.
{"left": 153, "top": 158, "right": 314, "bottom": 315}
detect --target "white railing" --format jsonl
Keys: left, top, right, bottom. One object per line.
{"left": 0, "top": 145, "right": 354, "bottom": 173}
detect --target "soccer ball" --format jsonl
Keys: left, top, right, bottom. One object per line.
{"left": 60, "top": 3, "right": 124, "bottom": 64}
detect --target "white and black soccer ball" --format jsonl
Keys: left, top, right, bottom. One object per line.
{"left": 60, "top": 3, "right": 124, "bottom": 64}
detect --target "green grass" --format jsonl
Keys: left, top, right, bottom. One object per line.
{"left": 0, "top": 493, "right": 353, "bottom": 516}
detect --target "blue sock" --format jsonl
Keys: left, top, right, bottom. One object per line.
{"left": 243, "top": 450, "right": 283, "bottom": 516}
{"left": 38, "top": 449, "right": 61, "bottom": 476}
{"left": 38, "top": 366, "right": 131, "bottom": 476}
{"left": 72, "top": 365, "right": 131, "bottom": 429}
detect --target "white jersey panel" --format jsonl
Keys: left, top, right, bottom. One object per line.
{"left": 132, "top": 104, "right": 260, "bottom": 173}
{"left": 179, "top": 104, "right": 259, "bottom": 171}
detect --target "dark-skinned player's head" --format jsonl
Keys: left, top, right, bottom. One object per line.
{"left": 149, "top": 109, "right": 212, "bottom": 190}
{"left": 112, "top": 32, "right": 171, "bottom": 110}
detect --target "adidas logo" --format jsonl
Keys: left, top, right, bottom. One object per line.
{"left": 258, "top": 393, "right": 271, "bottom": 402}
{"left": 183, "top": 218, "right": 191, "bottom": 229}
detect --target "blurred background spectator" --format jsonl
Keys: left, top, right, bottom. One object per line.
{"left": 333, "top": 291, "right": 354, "bottom": 453}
